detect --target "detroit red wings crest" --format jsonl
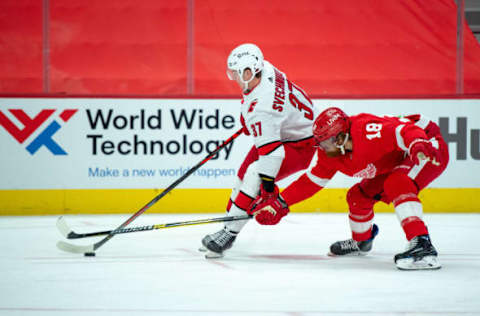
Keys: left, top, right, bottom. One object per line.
{"left": 353, "top": 163, "right": 377, "bottom": 179}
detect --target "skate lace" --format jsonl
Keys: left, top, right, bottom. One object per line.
{"left": 212, "top": 229, "right": 234, "bottom": 247}
{"left": 340, "top": 239, "right": 360, "bottom": 251}
{"left": 405, "top": 237, "right": 419, "bottom": 251}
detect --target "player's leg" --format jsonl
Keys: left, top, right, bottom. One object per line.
{"left": 200, "top": 146, "right": 259, "bottom": 258}
{"left": 387, "top": 136, "right": 448, "bottom": 270}
{"left": 200, "top": 140, "right": 316, "bottom": 258}
{"left": 329, "top": 180, "right": 381, "bottom": 256}
{"left": 383, "top": 170, "right": 441, "bottom": 270}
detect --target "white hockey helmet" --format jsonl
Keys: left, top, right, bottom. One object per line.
{"left": 226, "top": 43, "right": 264, "bottom": 91}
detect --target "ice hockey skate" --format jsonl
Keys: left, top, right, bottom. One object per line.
{"left": 329, "top": 224, "right": 379, "bottom": 256}
{"left": 200, "top": 227, "right": 237, "bottom": 259}
{"left": 394, "top": 234, "right": 441, "bottom": 270}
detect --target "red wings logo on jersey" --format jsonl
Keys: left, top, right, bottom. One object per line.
{"left": 353, "top": 163, "right": 377, "bottom": 179}
{"left": 248, "top": 99, "right": 258, "bottom": 113}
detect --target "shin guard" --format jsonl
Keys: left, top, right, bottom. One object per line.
{"left": 384, "top": 172, "right": 428, "bottom": 240}
{"left": 347, "top": 184, "right": 376, "bottom": 241}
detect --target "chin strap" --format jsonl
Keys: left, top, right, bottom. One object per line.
{"left": 243, "top": 81, "right": 249, "bottom": 93}
{"left": 241, "top": 71, "right": 259, "bottom": 93}
{"left": 336, "top": 133, "right": 349, "bottom": 155}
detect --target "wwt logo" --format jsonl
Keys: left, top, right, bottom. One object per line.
{"left": 0, "top": 109, "right": 78, "bottom": 155}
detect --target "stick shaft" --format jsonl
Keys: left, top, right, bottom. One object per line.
{"left": 65, "top": 215, "right": 251, "bottom": 239}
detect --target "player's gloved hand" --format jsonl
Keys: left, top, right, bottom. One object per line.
{"left": 248, "top": 184, "right": 289, "bottom": 225}
{"left": 408, "top": 139, "right": 441, "bottom": 166}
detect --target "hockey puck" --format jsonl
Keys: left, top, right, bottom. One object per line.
{"left": 84, "top": 252, "right": 96, "bottom": 257}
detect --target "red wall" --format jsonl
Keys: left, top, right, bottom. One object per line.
{"left": 1, "top": 0, "right": 480, "bottom": 96}
{"left": 0, "top": 0, "right": 43, "bottom": 93}
{"left": 49, "top": 1, "right": 187, "bottom": 95}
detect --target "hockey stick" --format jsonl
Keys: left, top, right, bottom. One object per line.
{"left": 57, "top": 214, "right": 251, "bottom": 241}
{"left": 57, "top": 128, "right": 244, "bottom": 254}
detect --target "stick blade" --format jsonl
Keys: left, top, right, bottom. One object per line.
{"left": 56, "top": 240, "right": 95, "bottom": 254}
{"left": 56, "top": 216, "right": 73, "bottom": 238}
{"left": 56, "top": 216, "right": 85, "bottom": 239}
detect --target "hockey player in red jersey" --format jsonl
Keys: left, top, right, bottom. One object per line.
{"left": 276, "top": 107, "right": 449, "bottom": 270}
{"left": 199, "top": 43, "right": 320, "bottom": 258}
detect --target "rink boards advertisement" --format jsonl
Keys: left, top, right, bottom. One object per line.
{"left": 0, "top": 98, "right": 479, "bottom": 214}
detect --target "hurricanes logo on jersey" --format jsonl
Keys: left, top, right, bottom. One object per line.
{"left": 248, "top": 99, "right": 258, "bottom": 113}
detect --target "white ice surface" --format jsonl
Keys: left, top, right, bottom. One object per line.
{"left": 0, "top": 213, "right": 479, "bottom": 316}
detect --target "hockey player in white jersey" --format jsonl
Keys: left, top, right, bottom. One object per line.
{"left": 200, "top": 43, "right": 320, "bottom": 258}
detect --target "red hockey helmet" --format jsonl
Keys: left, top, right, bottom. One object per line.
{"left": 313, "top": 107, "right": 350, "bottom": 144}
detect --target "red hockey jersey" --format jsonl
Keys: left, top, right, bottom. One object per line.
{"left": 281, "top": 113, "right": 440, "bottom": 205}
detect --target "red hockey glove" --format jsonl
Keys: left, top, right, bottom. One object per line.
{"left": 248, "top": 184, "right": 289, "bottom": 225}
{"left": 408, "top": 139, "right": 441, "bottom": 166}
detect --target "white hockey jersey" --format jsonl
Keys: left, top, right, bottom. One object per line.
{"left": 240, "top": 60, "right": 320, "bottom": 178}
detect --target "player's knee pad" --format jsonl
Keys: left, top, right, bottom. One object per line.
{"left": 229, "top": 177, "right": 242, "bottom": 200}
{"left": 229, "top": 163, "right": 261, "bottom": 214}
{"left": 346, "top": 184, "right": 375, "bottom": 239}
{"left": 239, "top": 162, "right": 261, "bottom": 198}
{"left": 383, "top": 171, "right": 419, "bottom": 207}
{"left": 347, "top": 184, "right": 376, "bottom": 216}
